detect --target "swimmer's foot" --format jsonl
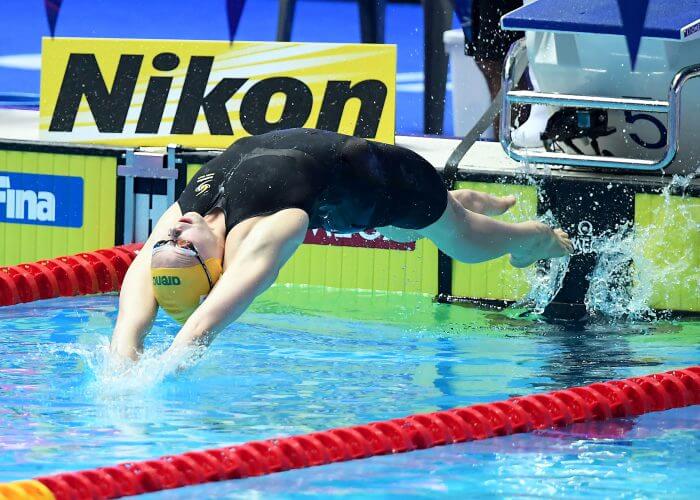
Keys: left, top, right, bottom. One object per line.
{"left": 509, "top": 223, "right": 573, "bottom": 268}
{"left": 454, "top": 190, "right": 517, "bottom": 216}
{"left": 486, "top": 194, "right": 517, "bottom": 216}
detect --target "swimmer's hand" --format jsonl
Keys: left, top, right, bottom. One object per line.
{"left": 109, "top": 336, "right": 143, "bottom": 362}
{"left": 159, "top": 343, "right": 206, "bottom": 375}
{"left": 105, "top": 349, "right": 139, "bottom": 375}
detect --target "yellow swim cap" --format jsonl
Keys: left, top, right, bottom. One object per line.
{"left": 151, "top": 258, "right": 223, "bottom": 323}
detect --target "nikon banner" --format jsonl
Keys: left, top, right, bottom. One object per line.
{"left": 39, "top": 38, "right": 396, "bottom": 148}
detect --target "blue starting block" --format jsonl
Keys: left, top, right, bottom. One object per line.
{"left": 502, "top": 0, "right": 700, "bottom": 40}
{"left": 498, "top": 0, "right": 700, "bottom": 173}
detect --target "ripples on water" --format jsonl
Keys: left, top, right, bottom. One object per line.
{"left": 1, "top": 289, "right": 698, "bottom": 497}
{"left": 145, "top": 407, "right": 700, "bottom": 499}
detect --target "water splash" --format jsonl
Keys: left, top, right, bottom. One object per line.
{"left": 498, "top": 155, "right": 570, "bottom": 314}
{"left": 584, "top": 222, "right": 641, "bottom": 319}
{"left": 509, "top": 164, "right": 697, "bottom": 320}
{"left": 513, "top": 150, "right": 551, "bottom": 195}
{"left": 586, "top": 173, "right": 698, "bottom": 320}
{"left": 60, "top": 337, "right": 206, "bottom": 396}
{"left": 519, "top": 257, "right": 571, "bottom": 315}
{"left": 512, "top": 210, "right": 571, "bottom": 315}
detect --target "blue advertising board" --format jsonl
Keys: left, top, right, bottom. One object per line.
{"left": 0, "top": 171, "right": 84, "bottom": 228}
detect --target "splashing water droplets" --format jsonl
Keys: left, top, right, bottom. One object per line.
{"left": 514, "top": 209, "right": 571, "bottom": 314}
{"left": 587, "top": 173, "right": 698, "bottom": 320}
{"left": 510, "top": 165, "right": 697, "bottom": 320}
{"left": 60, "top": 337, "right": 207, "bottom": 396}
{"left": 585, "top": 221, "right": 644, "bottom": 319}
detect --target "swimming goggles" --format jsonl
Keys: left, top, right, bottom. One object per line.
{"left": 153, "top": 238, "right": 214, "bottom": 291}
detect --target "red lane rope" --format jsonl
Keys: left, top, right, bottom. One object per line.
{"left": 0, "top": 244, "right": 143, "bottom": 307}
{"left": 29, "top": 366, "right": 700, "bottom": 499}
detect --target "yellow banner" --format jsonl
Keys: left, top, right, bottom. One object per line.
{"left": 40, "top": 38, "right": 396, "bottom": 147}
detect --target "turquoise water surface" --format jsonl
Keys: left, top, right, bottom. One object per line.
{"left": 1, "top": 287, "right": 699, "bottom": 497}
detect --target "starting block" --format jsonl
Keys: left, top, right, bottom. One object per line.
{"left": 501, "top": 0, "right": 700, "bottom": 174}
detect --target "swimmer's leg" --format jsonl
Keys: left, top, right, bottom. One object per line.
{"left": 377, "top": 190, "right": 515, "bottom": 242}
{"left": 419, "top": 192, "right": 572, "bottom": 268}
{"left": 449, "top": 189, "right": 516, "bottom": 216}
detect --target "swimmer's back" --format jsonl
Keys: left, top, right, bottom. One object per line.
{"left": 178, "top": 129, "right": 447, "bottom": 233}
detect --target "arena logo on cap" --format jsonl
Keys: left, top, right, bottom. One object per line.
{"left": 0, "top": 172, "right": 83, "bottom": 228}
{"left": 39, "top": 38, "right": 396, "bottom": 148}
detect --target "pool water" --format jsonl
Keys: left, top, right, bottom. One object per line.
{"left": 1, "top": 287, "right": 699, "bottom": 497}
{"left": 145, "top": 406, "right": 700, "bottom": 499}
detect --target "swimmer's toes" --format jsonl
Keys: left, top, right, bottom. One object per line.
{"left": 554, "top": 229, "right": 573, "bottom": 254}
{"left": 510, "top": 228, "right": 571, "bottom": 268}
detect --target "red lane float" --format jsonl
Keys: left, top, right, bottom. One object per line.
{"left": 0, "top": 244, "right": 143, "bottom": 307}
{"left": 20, "top": 366, "right": 699, "bottom": 499}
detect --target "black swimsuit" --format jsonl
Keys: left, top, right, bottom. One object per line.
{"left": 177, "top": 128, "right": 447, "bottom": 234}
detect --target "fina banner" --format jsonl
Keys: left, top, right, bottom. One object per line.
{"left": 0, "top": 171, "right": 83, "bottom": 228}
{"left": 39, "top": 37, "right": 397, "bottom": 148}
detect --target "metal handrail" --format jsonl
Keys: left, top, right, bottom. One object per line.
{"left": 507, "top": 91, "right": 669, "bottom": 113}
{"left": 499, "top": 37, "right": 700, "bottom": 171}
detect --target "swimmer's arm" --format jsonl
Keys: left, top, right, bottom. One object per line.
{"left": 166, "top": 209, "right": 309, "bottom": 353}
{"left": 111, "top": 204, "right": 183, "bottom": 360}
